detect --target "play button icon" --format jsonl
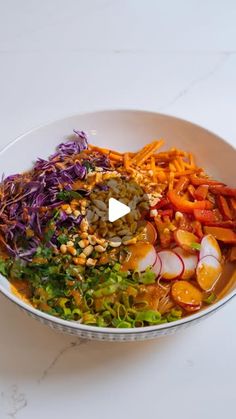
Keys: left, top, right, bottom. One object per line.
{"left": 85, "top": 175, "right": 150, "bottom": 241}
{"left": 108, "top": 198, "right": 131, "bottom": 222}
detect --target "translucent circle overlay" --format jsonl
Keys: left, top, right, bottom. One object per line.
{"left": 85, "top": 174, "right": 151, "bottom": 243}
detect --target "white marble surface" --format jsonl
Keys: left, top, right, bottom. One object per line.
{"left": 0, "top": 1, "right": 236, "bottom": 418}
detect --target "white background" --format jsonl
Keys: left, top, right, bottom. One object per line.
{"left": 0, "top": 1, "right": 236, "bottom": 418}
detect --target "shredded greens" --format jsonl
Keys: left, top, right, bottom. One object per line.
{"left": 0, "top": 253, "right": 181, "bottom": 328}
{"left": 57, "top": 190, "right": 82, "bottom": 201}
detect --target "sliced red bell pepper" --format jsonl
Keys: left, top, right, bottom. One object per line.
{"left": 187, "top": 184, "right": 196, "bottom": 199}
{"left": 168, "top": 190, "right": 213, "bottom": 214}
{"left": 190, "top": 174, "right": 225, "bottom": 186}
{"left": 174, "top": 177, "right": 189, "bottom": 194}
{"left": 205, "top": 220, "right": 236, "bottom": 228}
{"left": 194, "top": 185, "right": 209, "bottom": 201}
{"left": 151, "top": 197, "right": 170, "bottom": 210}
{"left": 230, "top": 198, "right": 236, "bottom": 213}
{"left": 193, "top": 209, "right": 217, "bottom": 223}
{"left": 203, "top": 226, "right": 236, "bottom": 243}
{"left": 216, "top": 195, "right": 232, "bottom": 220}
{"left": 209, "top": 186, "right": 236, "bottom": 197}
{"left": 192, "top": 221, "right": 204, "bottom": 239}
{"left": 212, "top": 208, "right": 223, "bottom": 221}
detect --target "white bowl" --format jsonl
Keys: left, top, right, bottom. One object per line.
{"left": 0, "top": 110, "right": 235, "bottom": 341}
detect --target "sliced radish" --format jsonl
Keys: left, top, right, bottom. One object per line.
{"left": 158, "top": 250, "right": 184, "bottom": 280}
{"left": 174, "top": 246, "right": 198, "bottom": 280}
{"left": 137, "top": 221, "right": 157, "bottom": 244}
{"left": 196, "top": 255, "right": 222, "bottom": 291}
{"left": 151, "top": 253, "right": 162, "bottom": 277}
{"left": 144, "top": 221, "right": 157, "bottom": 244}
{"left": 121, "top": 243, "right": 157, "bottom": 272}
{"left": 171, "top": 280, "right": 202, "bottom": 312}
{"left": 174, "top": 229, "right": 200, "bottom": 253}
{"left": 199, "top": 234, "right": 222, "bottom": 261}
{"left": 182, "top": 304, "right": 202, "bottom": 312}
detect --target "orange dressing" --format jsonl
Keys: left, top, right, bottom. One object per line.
{"left": 11, "top": 279, "right": 32, "bottom": 304}
{"left": 209, "top": 236, "right": 221, "bottom": 259}
{"left": 214, "top": 262, "right": 236, "bottom": 299}
{"left": 121, "top": 242, "right": 154, "bottom": 271}
{"left": 197, "top": 263, "right": 222, "bottom": 291}
{"left": 134, "top": 284, "right": 167, "bottom": 311}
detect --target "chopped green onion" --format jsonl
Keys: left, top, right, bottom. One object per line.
{"left": 93, "top": 284, "right": 118, "bottom": 298}
{"left": 0, "top": 259, "right": 7, "bottom": 276}
{"left": 57, "top": 234, "right": 69, "bottom": 244}
{"left": 82, "top": 312, "right": 97, "bottom": 325}
{"left": 57, "top": 190, "right": 82, "bottom": 201}
{"left": 117, "top": 321, "right": 132, "bottom": 328}
{"left": 82, "top": 161, "right": 94, "bottom": 172}
{"left": 139, "top": 268, "right": 156, "bottom": 284}
{"left": 203, "top": 293, "right": 216, "bottom": 304}
{"left": 166, "top": 308, "right": 182, "bottom": 322}
{"left": 113, "top": 263, "right": 121, "bottom": 272}
{"left": 135, "top": 310, "right": 161, "bottom": 323}
{"left": 72, "top": 308, "right": 82, "bottom": 320}
{"left": 191, "top": 242, "right": 201, "bottom": 251}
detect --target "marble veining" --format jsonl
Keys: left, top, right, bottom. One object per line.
{"left": 159, "top": 53, "right": 232, "bottom": 111}
{"left": 1, "top": 385, "right": 27, "bottom": 419}
{"left": 38, "top": 338, "right": 88, "bottom": 384}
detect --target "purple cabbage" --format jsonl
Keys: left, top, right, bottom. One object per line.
{"left": 56, "top": 211, "right": 83, "bottom": 231}
{"left": 90, "top": 154, "right": 110, "bottom": 170}
{"left": 0, "top": 129, "right": 112, "bottom": 260}
{"left": 51, "top": 130, "right": 88, "bottom": 158}
{"left": 98, "top": 184, "right": 109, "bottom": 191}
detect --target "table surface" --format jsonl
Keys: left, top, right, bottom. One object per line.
{"left": 0, "top": 1, "right": 236, "bottom": 418}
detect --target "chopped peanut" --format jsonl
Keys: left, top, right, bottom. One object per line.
{"left": 60, "top": 244, "right": 67, "bottom": 254}
{"left": 78, "top": 239, "right": 89, "bottom": 248}
{"left": 67, "top": 246, "right": 77, "bottom": 256}
{"left": 86, "top": 258, "right": 97, "bottom": 267}
{"left": 83, "top": 245, "right": 94, "bottom": 257}
{"left": 95, "top": 245, "right": 106, "bottom": 253}
{"left": 66, "top": 240, "right": 74, "bottom": 247}
{"left": 73, "top": 257, "right": 86, "bottom": 266}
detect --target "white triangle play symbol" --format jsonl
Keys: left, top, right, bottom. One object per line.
{"left": 108, "top": 198, "right": 130, "bottom": 222}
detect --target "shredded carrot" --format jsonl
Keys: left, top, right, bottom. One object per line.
{"left": 90, "top": 145, "right": 124, "bottom": 156}
{"left": 168, "top": 172, "right": 175, "bottom": 191}
{"left": 174, "top": 168, "right": 201, "bottom": 177}
{"left": 89, "top": 145, "right": 110, "bottom": 154}
{"left": 183, "top": 162, "right": 194, "bottom": 169}
{"left": 150, "top": 156, "right": 157, "bottom": 181}
{"left": 131, "top": 143, "right": 152, "bottom": 164}
{"left": 173, "top": 159, "right": 182, "bottom": 172}
{"left": 169, "top": 163, "right": 176, "bottom": 172}
{"left": 189, "top": 153, "right": 195, "bottom": 168}
{"left": 124, "top": 153, "right": 131, "bottom": 171}
{"left": 88, "top": 140, "right": 202, "bottom": 192}
{"left": 132, "top": 139, "right": 164, "bottom": 165}
{"left": 154, "top": 151, "right": 186, "bottom": 161}
{"left": 109, "top": 153, "right": 123, "bottom": 162}
{"left": 157, "top": 171, "right": 167, "bottom": 182}
{"left": 155, "top": 166, "right": 169, "bottom": 172}
{"left": 177, "top": 157, "right": 185, "bottom": 171}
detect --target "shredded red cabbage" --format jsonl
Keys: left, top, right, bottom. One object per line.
{"left": 0, "top": 130, "right": 96, "bottom": 260}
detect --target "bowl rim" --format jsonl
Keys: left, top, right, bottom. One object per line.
{"left": 0, "top": 108, "right": 235, "bottom": 334}
{"left": 1, "top": 282, "right": 235, "bottom": 334}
